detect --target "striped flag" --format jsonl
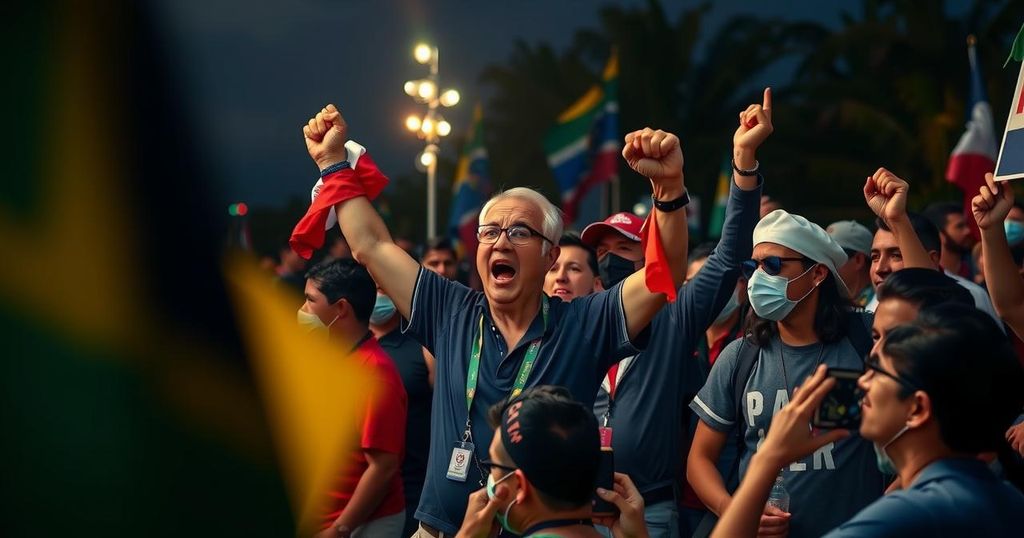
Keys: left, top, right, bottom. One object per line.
{"left": 706, "top": 158, "right": 732, "bottom": 239}
{"left": 947, "top": 37, "right": 997, "bottom": 239}
{"left": 448, "top": 104, "right": 490, "bottom": 258}
{"left": 544, "top": 53, "right": 619, "bottom": 224}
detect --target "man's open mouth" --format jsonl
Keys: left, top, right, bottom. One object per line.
{"left": 491, "top": 262, "right": 517, "bottom": 283}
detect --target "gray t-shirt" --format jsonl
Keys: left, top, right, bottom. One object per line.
{"left": 689, "top": 327, "right": 884, "bottom": 538}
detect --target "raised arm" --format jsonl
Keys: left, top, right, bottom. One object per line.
{"left": 973, "top": 172, "right": 1024, "bottom": 338}
{"left": 863, "top": 168, "right": 933, "bottom": 269}
{"left": 303, "top": 104, "right": 421, "bottom": 316}
{"left": 676, "top": 89, "right": 770, "bottom": 332}
{"left": 618, "top": 128, "right": 687, "bottom": 339}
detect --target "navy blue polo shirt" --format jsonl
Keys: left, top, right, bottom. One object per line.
{"left": 823, "top": 458, "right": 1024, "bottom": 537}
{"left": 403, "top": 269, "right": 642, "bottom": 534}
{"left": 592, "top": 176, "right": 761, "bottom": 495}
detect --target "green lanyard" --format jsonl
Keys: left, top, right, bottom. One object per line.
{"left": 465, "top": 296, "right": 549, "bottom": 415}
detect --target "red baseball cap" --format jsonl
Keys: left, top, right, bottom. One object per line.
{"left": 580, "top": 212, "right": 644, "bottom": 247}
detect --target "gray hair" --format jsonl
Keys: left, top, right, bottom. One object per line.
{"left": 479, "top": 187, "right": 564, "bottom": 254}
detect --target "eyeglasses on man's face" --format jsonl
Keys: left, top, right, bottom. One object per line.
{"left": 477, "top": 224, "right": 552, "bottom": 246}
{"left": 863, "top": 353, "right": 920, "bottom": 393}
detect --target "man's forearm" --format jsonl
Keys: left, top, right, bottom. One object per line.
{"left": 982, "top": 227, "right": 1024, "bottom": 336}
{"left": 327, "top": 459, "right": 399, "bottom": 534}
{"left": 888, "top": 217, "right": 934, "bottom": 269}
{"left": 334, "top": 196, "right": 394, "bottom": 264}
{"left": 651, "top": 175, "right": 688, "bottom": 284}
{"left": 689, "top": 456, "right": 732, "bottom": 518}
{"left": 333, "top": 196, "right": 420, "bottom": 316}
{"left": 710, "top": 451, "right": 779, "bottom": 538}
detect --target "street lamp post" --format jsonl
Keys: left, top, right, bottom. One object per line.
{"left": 404, "top": 43, "right": 459, "bottom": 240}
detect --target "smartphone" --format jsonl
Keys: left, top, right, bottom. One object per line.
{"left": 591, "top": 445, "right": 618, "bottom": 516}
{"left": 812, "top": 368, "right": 863, "bottom": 429}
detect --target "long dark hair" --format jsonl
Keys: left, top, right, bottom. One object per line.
{"left": 747, "top": 261, "right": 854, "bottom": 346}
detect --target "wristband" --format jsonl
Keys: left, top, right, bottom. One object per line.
{"left": 732, "top": 159, "right": 759, "bottom": 177}
{"left": 320, "top": 161, "right": 351, "bottom": 177}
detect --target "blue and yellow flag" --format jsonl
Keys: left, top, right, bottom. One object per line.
{"left": 448, "top": 104, "right": 490, "bottom": 259}
{"left": 543, "top": 53, "right": 620, "bottom": 224}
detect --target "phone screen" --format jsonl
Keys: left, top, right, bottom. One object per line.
{"left": 812, "top": 368, "right": 863, "bottom": 429}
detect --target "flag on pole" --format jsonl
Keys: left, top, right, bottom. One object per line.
{"left": 544, "top": 53, "right": 619, "bottom": 224}
{"left": 448, "top": 104, "right": 490, "bottom": 259}
{"left": 946, "top": 36, "right": 997, "bottom": 240}
{"left": 1005, "top": 22, "right": 1024, "bottom": 67}
{"left": 706, "top": 158, "right": 732, "bottom": 239}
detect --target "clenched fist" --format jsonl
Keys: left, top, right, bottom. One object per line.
{"left": 303, "top": 104, "right": 348, "bottom": 170}
{"left": 622, "top": 128, "right": 684, "bottom": 197}
{"left": 864, "top": 167, "right": 910, "bottom": 223}
{"left": 972, "top": 172, "right": 1015, "bottom": 231}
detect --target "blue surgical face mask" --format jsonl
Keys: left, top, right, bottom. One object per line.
{"left": 713, "top": 290, "right": 741, "bottom": 326}
{"left": 486, "top": 471, "right": 518, "bottom": 534}
{"left": 1005, "top": 220, "right": 1024, "bottom": 246}
{"left": 369, "top": 293, "right": 397, "bottom": 325}
{"left": 747, "top": 265, "right": 818, "bottom": 321}
{"left": 873, "top": 424, "right": 909, "bottom": 475}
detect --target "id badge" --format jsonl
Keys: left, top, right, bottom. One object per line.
{"left": 599, "top": 426, "right": 613, "bottom": 448}
{"left": 446, "top": 441, "right": 475, "bottom": 482}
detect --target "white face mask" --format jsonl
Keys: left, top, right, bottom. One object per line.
{"left": 873, "top": 424, "right": 910, "bottom": 475}
{"left": 297, "top": 308, "right": 338, "bottom": 336}
{"left": 747, "top": 265, "right": 819, "bottom": 321}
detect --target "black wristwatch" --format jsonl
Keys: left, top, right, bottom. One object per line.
{"left": 651, "top": 190, "right": 690, "bottom": 212}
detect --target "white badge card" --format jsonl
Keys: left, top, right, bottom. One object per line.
{"left": 446, "top": 441, "right": 474, "bottom": 482}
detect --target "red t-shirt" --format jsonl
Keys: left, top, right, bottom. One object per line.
{"left": 322, "top": 336, "right": 408, "bottom": 528}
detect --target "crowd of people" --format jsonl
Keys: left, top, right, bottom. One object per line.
{"left": 272, "top": 90, "right": 1024, "bottom": 537}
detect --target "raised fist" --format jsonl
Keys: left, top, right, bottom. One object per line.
{"left": 863, "top": 167, "right": 910, "bottom": 222}
{"left": 971, "top": 172, "right": 1015, "bottom": 231}
{"left": 303, "top": 104, "right": 348, "bottom": 170}
{"left": 622, "top": 128, "right": 684, "bottom": 188}
{"left": 734, "top": 87, "right": 774, "bottom": 153}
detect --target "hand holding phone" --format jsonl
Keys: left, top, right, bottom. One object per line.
{"left": 812, "top": 368, "right": 863, "bottom": 429}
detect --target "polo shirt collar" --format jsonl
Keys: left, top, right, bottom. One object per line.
{"left": 910, "top": 457, "right": 990, "bottom": 488}
{"left": 479, "top": 295, "right": 552, "bottom": 354}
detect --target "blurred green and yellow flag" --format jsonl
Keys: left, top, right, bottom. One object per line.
{"left": 1, "top": 2, "right": 375, "bottom": 536}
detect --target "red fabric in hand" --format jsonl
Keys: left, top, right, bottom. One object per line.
{"left": 289, "top": 152, "right": 390, "bottom": 259}
{"left": 641, "top": 208, "right": 677, "bottom": 302}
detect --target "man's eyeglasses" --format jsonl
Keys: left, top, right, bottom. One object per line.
{"left": 477, "top": 224, "right": 552, "bottom": 246}
{"left": 864, "top": 354, "right": 920, "bottom": 392}
{"left": 741, "top": 256, "right": 809, "bottom": 279}
{"left": 479, "top": 458, "right": 518, "bottom": 475}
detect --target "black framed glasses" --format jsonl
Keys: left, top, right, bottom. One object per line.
{"left": 740, "top": 256, "right": 809, "bottom": 279}
{"left": 479, "top": 458, "right": 518, "bottom": 475}
{"left": 477, "top": 224, "right": 552, "bottom": 246}
{"left": 864, "top": 354, "right": 920, "bottom": 392}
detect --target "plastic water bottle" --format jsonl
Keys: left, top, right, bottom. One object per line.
{"left": 766, "top": 472, "right": 790, "bottom": 512}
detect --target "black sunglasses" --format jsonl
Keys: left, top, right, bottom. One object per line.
{"left": 741, "top": 256, "right": 809, "bottom": 279}
{"left": 864, "top": 354, "right": 920, "bottom": 392}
